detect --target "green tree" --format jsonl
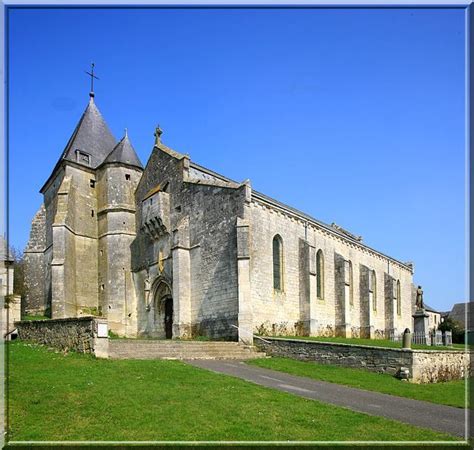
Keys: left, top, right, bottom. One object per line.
{"left": 438, "top": 316, "right": 465, "bottom": 344}
{"left": 10, "top": 246, "right": 26, "bottom": 298}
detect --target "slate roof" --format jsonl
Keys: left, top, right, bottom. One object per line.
{"left": 48, "top": 97, "right": 116, "bottom": 176}
{"left": 186, "top": 160, "right": 412, "bottom": 269}
{"left": 448, "top": 302, "right": 471, "bottom": 329}
{"left": 424, "top": 303, "right": 440, "bottom": 314}
{"left": 102, "top": 132, "right": 143, "bottom": 169}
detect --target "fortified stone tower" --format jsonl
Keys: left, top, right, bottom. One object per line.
{"left": 97, "top": 131, "right": 143, "bottom": 335}
{"left": 38, "top": 95, "right": 117, "bottom": 318}
{"left": 24, "top": 91, "right": 143, "bottom": 335}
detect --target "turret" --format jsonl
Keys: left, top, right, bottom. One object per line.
{"left": 97, "top": 132, "right": 143, "bottom": 335}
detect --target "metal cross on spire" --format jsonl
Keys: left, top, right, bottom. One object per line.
{"left": 85, "top": 62, "right": 99, "bottom": 98}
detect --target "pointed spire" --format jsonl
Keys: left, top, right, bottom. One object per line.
{"left": 103, "top": 131, "right": 143, "bottom": 169}
{"left": 57, "top": 99, "right": 116, "bottom": 169}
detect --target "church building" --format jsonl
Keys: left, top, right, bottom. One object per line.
{"left": 24, "top": 92, "right": 415, "bottom": 343}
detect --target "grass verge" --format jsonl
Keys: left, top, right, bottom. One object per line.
{"left": 8, "top": 342, "right": 458, "bottom": 442}
{"left": 261, "top": 335, "right": 466, "bottom": 351}
{"left": 248, "top": 357, "right": 467, "bottom": 408}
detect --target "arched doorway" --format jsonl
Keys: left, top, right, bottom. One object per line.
{"left": 152, "top": 280, "right": 173, "bottom": 339}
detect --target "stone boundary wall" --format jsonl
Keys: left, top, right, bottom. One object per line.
{"left": 15, "top": 316, "right": 109, "bottom": 358}
{"left": 254, "top": 337, "right": 472, "bottom": 383}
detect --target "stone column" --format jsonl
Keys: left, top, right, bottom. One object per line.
{"left": 236, "top": 218, "right": 253, "bottom": 344}
{"left": 171, "top": 218, "right": 192, "bottom": 339}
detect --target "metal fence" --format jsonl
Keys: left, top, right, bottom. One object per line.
{"left": 388, "top": 330, "right": 453, "bottom": 347}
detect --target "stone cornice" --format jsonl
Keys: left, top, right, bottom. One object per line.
{"left": 97, "top": 205, "right": 135, "bottom": 216}
{"left": 251, "top": 194, "right": 413, "bottom": 273}
{"left": 51, "top": 223, "right": 97, "bottom": 240}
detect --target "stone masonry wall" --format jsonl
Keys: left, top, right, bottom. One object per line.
{"left": 255, "top": 337, "right": 412, "bottom": 376}
{"left": 254, "top": 337, "right": 471, "bottom": 383}
{"left": 15, "top": 316, "right": 108, "bottom": 357}
{"left": 248, "top": 196, "right": 413, "bottom": 338}
{"left": 132, "top": 145, "right": 245, "bottom": 340}
{"left": 412, "top": 350, "right": 472, "bottom": 383}
{"left": 24, "top": 204, "right": 48, "bottom": 315}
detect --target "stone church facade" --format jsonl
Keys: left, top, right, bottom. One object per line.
{"left": 24, "top": 95, "right": 415, "bottom": 343}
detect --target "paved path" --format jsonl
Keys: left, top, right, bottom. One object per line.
{"left": 186, "top": 359, "right": 466, "bottom": 438}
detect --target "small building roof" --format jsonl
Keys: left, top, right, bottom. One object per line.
{"left": 424, "top": 303, "right": 440, "bottom": 314}
{"left": 448, "top": 302, "right": 471, "bottom": 329}
{"left": 102, "top": 132, "right": 143, "bottom": 169}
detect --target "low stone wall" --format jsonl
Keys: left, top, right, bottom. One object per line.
{"left": 412, "top": 350, "right": 471, "bottom": 383}
{"left": 254, "top": 337, "right": 471, "bottom": 383}
{"left": 15, "top": 316, "right": 109, "bottom": 358}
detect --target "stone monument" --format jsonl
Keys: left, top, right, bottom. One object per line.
{"left": 412, "top": 285, "right": 430, "bottom": 345}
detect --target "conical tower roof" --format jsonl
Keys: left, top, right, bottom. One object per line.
{"left": 59, "top": 97, "right": 117, "bottom": 169}
{"left": 41, "top": 97, "right": 117, "bottom": 192}
{"left": 102, "top": 131, "right": 143, "bottom": 169}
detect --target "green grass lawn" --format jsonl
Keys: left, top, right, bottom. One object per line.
{"left": 8, "top": 342, "right": 458, "bottom": 442}
{"left": 248, "top": 357, "right": 467, "bottom": 408}
{"left": 261, "top": 335, "right": 466, "bottom": 351}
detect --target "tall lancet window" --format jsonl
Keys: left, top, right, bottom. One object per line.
{"left": 273, "top": 235, "right": 284, "bottom": 291}
{"left": 344, "top": 260, "right": 354, "bottom": 305}
{"left": 396, "top": 280, "right": 402, "bottom": 315}
{"left": 316, "top": 250, "right": 324, "bottom": 300}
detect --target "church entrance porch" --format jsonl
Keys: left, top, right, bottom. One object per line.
{"left": 150, "top": 279, "right": 173, "bottom": 339}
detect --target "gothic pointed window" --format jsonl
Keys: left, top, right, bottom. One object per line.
{"left": 273, "top": 235, "right": 283, "bottom": 291}
{"left": 316, "top": 250, "right": 324, "bottom": 300}
{"left": 396, "top": 280, "right": 401, "bottom": 315}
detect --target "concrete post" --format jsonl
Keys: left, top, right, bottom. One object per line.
{"left": 402, "top": 328, "right": 412, "bottom": 349}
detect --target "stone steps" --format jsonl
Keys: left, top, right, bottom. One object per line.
{"left": 108, "top": 339, "right": 266, "bottom": 360}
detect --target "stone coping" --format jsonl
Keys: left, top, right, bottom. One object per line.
{"left": 111, "top": 339, "right": 240, "bottom": 344}
{"left": 258, "top": 336, "right": 469, "bottom": 354}
{"left": 15, "top": 316, "right": 106, "bottom": 325}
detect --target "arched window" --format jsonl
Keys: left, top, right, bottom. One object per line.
{"left": 370, "top": 270, "right": 377, "bottom": 311}
{"left": 273, "top": 235, "right": 284, "bottom": 291}
{"left": 396, "top": 280, "right": 401, "bottom": 315}
{"left": 316, "top": 250, "right": 324, "bottom": 300}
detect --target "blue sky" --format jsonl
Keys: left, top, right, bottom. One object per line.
{"left": 7, "top": 7, "right": 466, "bottom": 311}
